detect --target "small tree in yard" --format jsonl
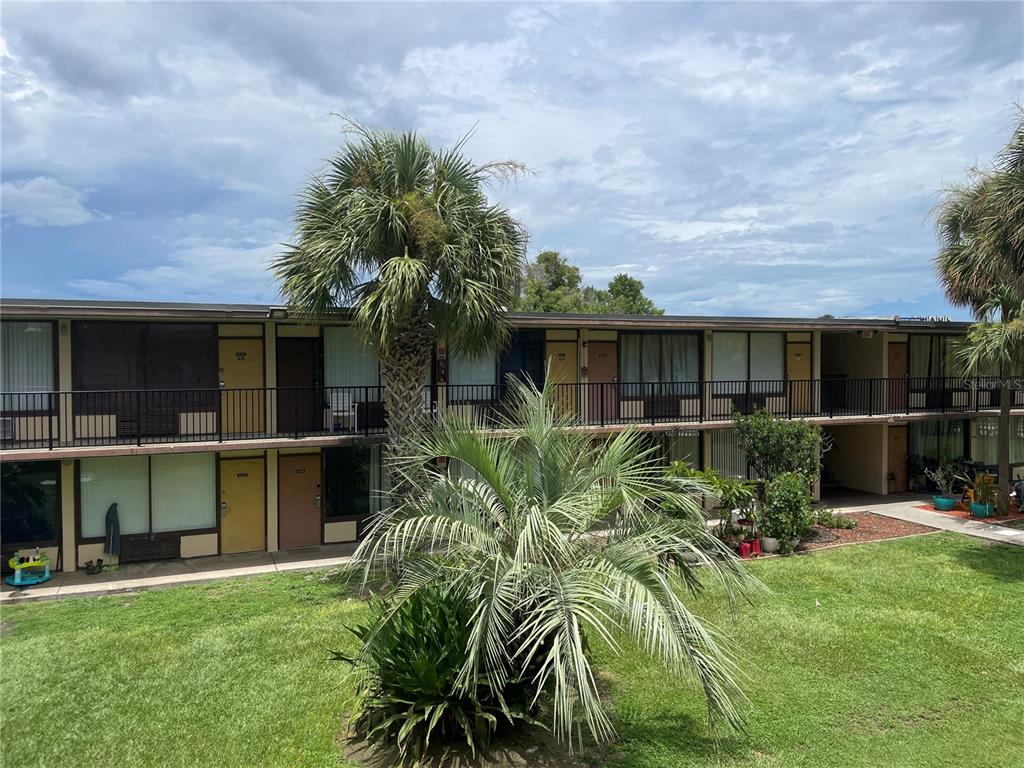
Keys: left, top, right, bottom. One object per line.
{"left": 733, "top": 409, "right": 825, "bottom": 484}
{"left": 346, "top": 380, "right": 755, "bottom": 760}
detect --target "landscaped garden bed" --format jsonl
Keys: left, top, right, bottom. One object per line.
{"left": 799, "top": 511, "right": 937, "bottom": 551}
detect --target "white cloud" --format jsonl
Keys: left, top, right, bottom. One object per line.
{"left": 1, "top": 176, "right": 102, "bottom": 226}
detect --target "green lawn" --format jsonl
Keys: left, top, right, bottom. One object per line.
{"left": 2, "top": 534, "right": 1022, "bottom": 767}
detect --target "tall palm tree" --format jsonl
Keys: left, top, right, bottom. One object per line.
{"left": 274, "top": 123, "right": 528, "bottom": 481}
{"left": 935, "top": 109, "right": 1024, "bottom": 511}
{"left": 352, "top": 378, "right": 754, "bottom": 747}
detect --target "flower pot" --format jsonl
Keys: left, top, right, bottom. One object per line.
{"left": 761, "top": 536, "right": 780, "bottom": 554}
{"left": 970, "top": 501, "right": 994, "bottom": 518}
{"left": 790, "top": 537, "right": 800, "bottom": 550}
{"left": 933, "top": 495, "right": 956, "bottom": 511}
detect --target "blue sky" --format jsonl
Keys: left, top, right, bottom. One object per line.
{"left": 2, "top": 2, "right": 1021, "bottom": 318}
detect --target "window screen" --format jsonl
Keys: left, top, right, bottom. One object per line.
{"left": 151, "top": 453, "right": 216, "bottom": 532}
{"left": 449, "top": 350, "right": 497, "bottom": 387}
{"left": 750, "top": 334, "right": 784, "bottom": 380}
{"left": 1, "top": 461, "right": 60, "bottom": 544}
{"left": 80, "top": 456, "right": 150, "bottom": 538}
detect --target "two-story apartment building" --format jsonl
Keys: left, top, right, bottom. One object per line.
{"left": 3, "top": 298, "right": 1022, "bottom": 573}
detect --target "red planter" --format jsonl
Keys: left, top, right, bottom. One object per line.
{"left": 739, "top": 542, "right": 752, "bottom": 559}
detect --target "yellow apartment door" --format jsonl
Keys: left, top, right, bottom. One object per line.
{"left": 786, "top": 342, "right": 812, "bottom": 414}
{"left": 219, "top": 339, "right": 265, "bottom": 434}
{"left": 220, "top": 458, "right": 266, "bottom": 553}
{"left": 546, "top": 341, "right": 579, "bottom": 418}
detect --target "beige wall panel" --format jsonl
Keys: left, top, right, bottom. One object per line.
{"left": 77, "top": 542, "right": 118, "bottom": 569}
{"left": 545, "top": 329, "right": 578, "bottom": 341}
{"left": 324, "top": 520, "right": 358, "bottom": 543}
{"left": 179, "top": 412, "right": 217, "bottom": 435}
{"left": 218, "top": 324, "right": 263, "bottom": 337}
{"left": 75, "top": 414, "right": 117, "bottom": 438}
{"left": 180, "top": 533, "right": 219, "bottom": 558}
{"left": 588, "top": 330, "right": 618, "bottom": 341}
{"left": 822, "top": 424, "right": 887, "bottom": 495}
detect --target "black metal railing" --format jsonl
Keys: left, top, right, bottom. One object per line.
{"left": 1, "top": 377, "right": 1021, "bottom": 451}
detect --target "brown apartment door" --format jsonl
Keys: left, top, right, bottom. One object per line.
{"left": 888, "top": 342, "right": 908, "bottom": 413}
{"left": 887, "top": 425, "right": 908, "bottom": 494}
{"left": 587, "top": 341, "right": 618, "bottom": 423}
{"left": 277, "top": 338, "right": 321, "bottom": 435}
{"left": 278, "top": 453, "right": 322, "bottom": 549}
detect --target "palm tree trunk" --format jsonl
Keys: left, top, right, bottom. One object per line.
{"left": 378, "top": 316, "right": 436, "bottom": 498}
{"left": 998, "top": 367, "right": 1012, "bottom": 515}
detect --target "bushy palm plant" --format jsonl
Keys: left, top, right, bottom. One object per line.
{"left": 350, "top": 379, "right": 755, "bottom": 751}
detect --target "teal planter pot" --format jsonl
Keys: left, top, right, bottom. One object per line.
{"left": 933, "top": 496, "right": 957, "bottom": 511}
{"left": 970, "top": 502, "right": 994, "bottom": 518}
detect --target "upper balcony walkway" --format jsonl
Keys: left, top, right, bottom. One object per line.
{"left": 2, "top": 376, "right": 1020, "bottom": 459}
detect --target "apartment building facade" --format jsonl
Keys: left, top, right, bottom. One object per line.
{"left": 3, "top": 298, "right": 1021, "bottom": 573}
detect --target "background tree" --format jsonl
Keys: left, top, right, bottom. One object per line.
{"left": 274, "top": 124, "right": 527, "bottom": 479}
{"left": 515, "top": 250, "right": 664, "bottom": 314}
{"left": 934, "top": 109, "right": 1024, "bottom": 510}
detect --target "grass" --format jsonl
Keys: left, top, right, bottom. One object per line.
{"left": 2, "top": 534, "right": 1022, "bottom": 767}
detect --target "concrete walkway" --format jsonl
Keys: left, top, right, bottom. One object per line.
{"left": 1, "top": 542, "right": 358, "bottom": 604}
{"left": 828, "top": 492, "right": 1024, "bottom": 547}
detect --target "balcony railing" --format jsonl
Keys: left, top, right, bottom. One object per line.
{"left": 1, "top": 377, "right": 1021, "bottom": 451}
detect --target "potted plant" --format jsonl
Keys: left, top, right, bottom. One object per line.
{"left": 924, "top": 462, "right": 959, "bottom": 511}
{"left": 961, "top": 472, "right": 996, "bottom": 518}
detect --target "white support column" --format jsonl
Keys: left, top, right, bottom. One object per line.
{"left": 60, "top": 460, "right": 76, "bottom": 572}
{"left": 266, "top": 449, "right": 279, "bottom": 552}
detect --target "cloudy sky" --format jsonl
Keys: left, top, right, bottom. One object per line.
{"left": 2, "top": 2, "right": 1021, "bottom": 318}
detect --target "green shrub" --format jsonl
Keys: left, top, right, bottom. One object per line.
{"left": 814, "top": 508, "right": 858, "bottom": 530}
{"left": 760, "top": 471, "right": 813, "bottom": 553}
{"left": 335, "top": 587, "right": 534, "bottom": 764}
{"left": 733, "top": 410, "right": 825, "bottom": 482}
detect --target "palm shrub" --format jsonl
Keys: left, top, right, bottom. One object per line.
{"left": 760, "top": 471, "right": 813, "bottom": 554}
{"left": 350, "top": 379, "right": 755, "bottom": 752}
{"left": 335, "top": 586, "right": 535, "bottom": 763}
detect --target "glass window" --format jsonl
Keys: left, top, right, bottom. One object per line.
{"left": 449, "top": 350, "right": 497, "bottom": 387}
{"left": 324, "top": 327, "right": 380, "bottom": 412}
{"left": 499, "top": 331, "right": 545, "bottom": 388}
{"left": 1, "top": 322, "right": 54, "bottom": 411}
{"left": 621, "top": 334, "right": 700, "bottom": 385}
{"left": 146, "top": 324, "right": 217, "bottom": 389}
{"left": 665, "top": 431, "right": 700, "bottom": 466}
{"left": 80, "top": 456, "right": 150, "bottom": 538}
{"left": 324, "top": 445, "right": 380, "bottom": 520}
{"left": 711, "top": 428, "right": 750, "bottom": 479}
{"left": 1, "top": 461, "right": 60, "bottom": 544}
{"left": 750, "top": 333, "right": 785, "bottom": 381}
{"left": 973, "top": 417, "right": 1024, "bottom": 466}
{"left": 908, "top": 420, "right": 967, "bottom": 473}
{"left": 712, "top": 333, "right": 747, "bottom": 381}
{"left": 151, "top": 454, "right": 216, "bottom": 532}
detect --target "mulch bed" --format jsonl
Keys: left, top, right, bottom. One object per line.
{"left": 911, "top": 502, "right": 1024, "bottom": 525}
{"left": 798, "top": 512, "right": 937, "bottom": 551}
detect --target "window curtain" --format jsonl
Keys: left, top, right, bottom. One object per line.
{"left": 909, "top": 335, "right": 942, "bottom": 379}
{"left": 908, "top": 420, "right": 966, "bottom": 470}
{"left": 712, "top": 333, "right": 747, "bottom": 381}
{"left": 665, "top": 335, "right": 699, "bottom": 383}
{"left": 323, "top": 327, "right": 380, "bottom": 407}
{"left": 1, "top": 461, "right": 60, "bottom": 544}
{"left": 449, "top": 350, "right": 497, "bottom": 387}
{"left": 151, "top": 454, "right": 216, "bottom": 532}
{"left": 79, "top": 456, "right": 150, "bottom": 538}
{"left": 750, "top": 333, "right": 784, "bottom": 380}
{"left": 1, "top": 322, "right": 54, "bottom": 411}
{"left": 974, "top": 417, "right": 1024, "bottom": 466}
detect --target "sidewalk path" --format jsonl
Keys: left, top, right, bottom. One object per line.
{"left": 829, "top": 493, "right": 1024, "bottom": 547}
{"left": 1, "top": 543, "right": 357, "bottom": 604}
